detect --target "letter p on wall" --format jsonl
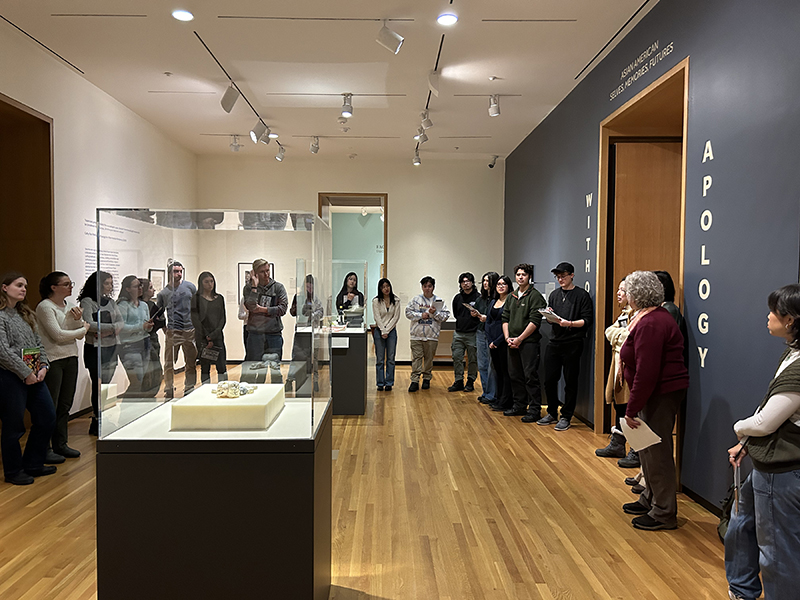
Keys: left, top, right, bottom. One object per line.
{"left": 703, "top": 175, "right": 712, "bottom": 197}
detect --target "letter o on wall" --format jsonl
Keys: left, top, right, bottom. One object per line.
{"left": 698, "top": 313, "right": 709, "bottom": 334}
{"left": 699, "top": 278, "right": 711, "bottom": 300}
{"left": 700, "top": 210, "right": 713, "bottom": 231}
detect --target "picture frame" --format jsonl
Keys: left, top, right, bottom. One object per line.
{"left": 148, "top": 268, "right": 165, "bottom": 293}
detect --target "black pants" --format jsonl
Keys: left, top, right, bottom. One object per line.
{"left": 43, "top": 356, "right": 79, "bottom": 450}
{"left": 0, "top": 369, "right": 55, "bottom": 477}
{"left": 83, "top": 344, "right": 118, "bottom": 418}
{"left": 544, "top": 339, "right": 584, "bottom": 421}
{"left": 507, "top": 340, "right": 542, "bottom": 414}
{"left": 199, "top": 343, "right": 228, "bottom": 385}
{"left": 489, "top": 344, "right": 513, "bottom": 408}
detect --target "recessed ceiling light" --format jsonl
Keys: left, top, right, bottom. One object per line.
{"left": 172, "top": 9, "right": 194, "bottom": 22}
{"left": 437, "top": 13, "right": 458, "bottom": 26}
{"left": 268, "top": 132, "right": 279, "bottom": 139}
{"left": 488, "top": 76, "right": 499, "bottom": 81}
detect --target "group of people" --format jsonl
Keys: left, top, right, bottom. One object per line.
{"left": 367, "top": 262, "right": 595, "bottom": 437}
{"left": 0, "top": 261, "right": 232, "bottom": 485}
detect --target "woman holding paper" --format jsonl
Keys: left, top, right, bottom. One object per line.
{"left": 619, "top": 270, "right": 689, "bottom": 531}
{"left": 725, "top": 284, "right": 800, "bottom": 600}
{"left": 0, "top": 272, "right": 56, "bottom": 485}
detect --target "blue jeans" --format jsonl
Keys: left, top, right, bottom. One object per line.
{"left": 725, "top": 468, "right": 800, "bottom": 599}
{"left": 245, "top": 332, "right": 284, "bottom": 383}
{"left": 476, "top": 329, "right": 496, "bottom": 400}
{"left": 0, "top": 368, "right": 56, "bottom": 477}
{"left": 373, "top": 328, "right": 397, "bottom": 387}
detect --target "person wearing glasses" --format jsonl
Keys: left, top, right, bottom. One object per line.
{"left": 536, "top": 262, "right": 593, "bottom": 431}
{"left": 36, "top": 272, "right": 90, "bottom": 460}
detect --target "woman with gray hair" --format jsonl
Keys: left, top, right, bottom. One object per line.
{"left": 618, "top": 270, "right": 689, "bottom": 530}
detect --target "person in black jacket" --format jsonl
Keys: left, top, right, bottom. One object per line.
{"left": 191, "top": 271, "right": 227, "bottom": 385}
{"left": 335, "top": 272, "right": 365, "bottom": 325}
{"left": 449, "top": 272, "right": 480, "bottom": 392}
{"left": 486, "top": 275, "right": 514, "bottom": 411}
{"left": 537, "top": 262, "right": 593, "bottom": 431}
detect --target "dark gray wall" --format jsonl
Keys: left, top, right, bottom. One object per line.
{"left": 505, "top": 0, "right": 800, "bottom": 507}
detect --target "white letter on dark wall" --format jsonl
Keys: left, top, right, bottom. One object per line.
{"left": 701, "top": 245, "right": 710, "bottom": 265}
{"left": 701, "top": 210, "right": 713, "bottom": 231}
{"left": 698, "top": 313, "right": 709, "bottom": 334}
{"left": 703, "top": 175, "right": 713, "bottom": 197}
{"left": 702, "top": 140, "right": 714, "bottom": 163}
{"left": 698, "top": 347, "right": 708, "bottom": 368}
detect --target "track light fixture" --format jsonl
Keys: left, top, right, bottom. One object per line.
{"left": 412, "top": 150, "right": 421, "bottom": 166}
{"left": 258, "top": 126, "right": 273, "bottom": 145}
{"left": 221, "top": 85, "right": 240, "bottom": 113}
{"left": 376, "top": 22, "right": 404, "bottom": 54}
{"left": 250, "top": 121, "right": 267, "bottom": 143}
{"left": 230, "top": 135, "right": 243, "bottom": 152}
{"left": 420, "top": 111, "right": 433, "bottom": 129}
{"left": 418, "top": 131, "right": 428, "bottom": 144}
{"left": 488, "top": 95, "right": 500, "bottom": 117}
{"left": 275, "top": 144, "right": 285, "bottom": 162}
{"left": 489, "top": 155, "right": 498, "bottom": 168}
{"left": 341, "top": 93, "right": 353, "bottom": 118}
{"left": 310, "top": 136, "right": 320, "bottom": 154}
{"left": 414, "top": 127, "right": 423, "bottom": 141}
{"left": 428, "top": 71, "right": 440, "bottom": 97}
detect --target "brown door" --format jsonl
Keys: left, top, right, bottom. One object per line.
{"left": 0, "top": 95, "right": 53, "bottom": 285}
{"left": 612, "top": 141, "right": 683, "bottom": 296}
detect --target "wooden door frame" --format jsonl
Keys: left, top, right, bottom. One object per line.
{"left": 318, "top": 192, "right": 388, "bottom": 277}
{"left": 593, "top": 58, "right": 690, "bottom": 433}
{"left": 0, "top": 91, "right": 55, "bottom": 269}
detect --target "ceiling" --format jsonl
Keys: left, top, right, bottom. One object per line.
{"left": 0, "top": 0, "right": 657, "bottom": 161}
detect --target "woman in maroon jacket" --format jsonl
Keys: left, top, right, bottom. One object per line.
{"left": 619, "top": 270, "right": 689, "bottom": 531}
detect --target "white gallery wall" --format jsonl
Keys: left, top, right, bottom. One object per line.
{"left": 197, "top": 155, "right": 506, "bottom": 361}
{"left": 0, "top": 27, "right": 197, "bottom": 412}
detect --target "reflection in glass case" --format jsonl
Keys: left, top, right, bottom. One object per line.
{"left": 332, "top": 260, "right": 368, "bottom": 328}
{"left": 94, "top": 209, "right": 332, "bottom": 440}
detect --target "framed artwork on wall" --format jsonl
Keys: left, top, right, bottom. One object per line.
{"left": 148, "top": 268, "right": 165, "bottom": 292}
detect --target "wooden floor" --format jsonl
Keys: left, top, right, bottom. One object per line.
{"left": 0, "top": 366, "right": 728, "bottom": 600}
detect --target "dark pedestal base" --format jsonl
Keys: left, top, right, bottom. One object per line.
{"left": 96, "top": 406, "right": 332, "bottom": 600}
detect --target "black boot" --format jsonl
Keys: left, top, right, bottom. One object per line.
{"left": 595, "top": 432, "right": 627, "bottom": 458}
{"left": 447, "top": 380, "right": 464, "bottom": 392}
{"left": 464, "top": 378, "right": 475, "bottom": 392}
{"left": 617, "top": 448, "right": 640, "bottom": 468}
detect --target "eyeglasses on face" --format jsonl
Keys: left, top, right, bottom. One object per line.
{"left": 59, "top": 281, "right": 75, "bottom": 287}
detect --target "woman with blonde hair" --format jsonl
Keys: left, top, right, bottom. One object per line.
{"left": 0, "top": 272, "right": 57, "bottom": 485}
{"left": 595, "top": 278, "right": 633, "bottom": 459}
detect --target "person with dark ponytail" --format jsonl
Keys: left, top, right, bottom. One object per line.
{"left": 0, "top": 272, "right": 57, "bottom": 485}
{"left": 726, "top": 284, "right": 800, "bottom": 599}
{"left": 36, "top": 271, "right": 89, "bottom": 460}
{"left": 78, "top": 271, "right": 122, "bottom": 435}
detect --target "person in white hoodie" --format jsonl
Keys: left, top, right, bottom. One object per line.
{"left": 405, "top": 276, "right": 450, "bottom": 392}
{"left": 372, "top": 278, "right": 401, "bottom": 392}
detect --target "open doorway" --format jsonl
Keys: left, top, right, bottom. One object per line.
{"left": 0, "top": 92, "right": 54, "bottom": 282}
{"left": 318, "top": 193, "right": 387, "bottom": 327}
{"left": 593, "top": 59, "right": 689, "bottom": 473}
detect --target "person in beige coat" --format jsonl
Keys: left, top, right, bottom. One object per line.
{"left": 596, "top": 279, "right": 633, "bottom": 459}
{"left": 372, "top": 278, "right": 401, "bottom": 391}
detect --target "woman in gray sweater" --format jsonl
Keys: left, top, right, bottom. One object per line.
{"left": 0, "top": 272, "right": 57, "bottom": 485}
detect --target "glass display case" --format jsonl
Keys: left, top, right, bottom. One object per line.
{"left": 93, "top": 208, "right": 332, "bottom": 440}
{"left": 332, "top": 259, "right": 368, "bottom": 328}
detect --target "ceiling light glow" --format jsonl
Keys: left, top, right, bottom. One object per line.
{"left": 437, "top": 13, "right": 458, "bottom": 26}
{"left": 172, "top": 9, "right": 194, "bottom": 22}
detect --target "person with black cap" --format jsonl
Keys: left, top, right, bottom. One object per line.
{"left": 533, "top": 262, "right": 593, "bottom": 431}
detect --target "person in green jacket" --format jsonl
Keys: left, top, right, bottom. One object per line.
{"left": 501, "top": 263, "right": 546, "bottom": 420}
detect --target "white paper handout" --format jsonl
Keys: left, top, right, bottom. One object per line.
{"left": 619, "top": 417, "right": 662, "bottom": 452}
{"left": 538, "top": 307, "right": 565, "bottom": 324}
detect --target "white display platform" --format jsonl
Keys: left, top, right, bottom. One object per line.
{"left": 102, "top": 394, "right": 330, "bottom": 441}
{"left": 170, "top": 384, "right": 285, "bottom": 431}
